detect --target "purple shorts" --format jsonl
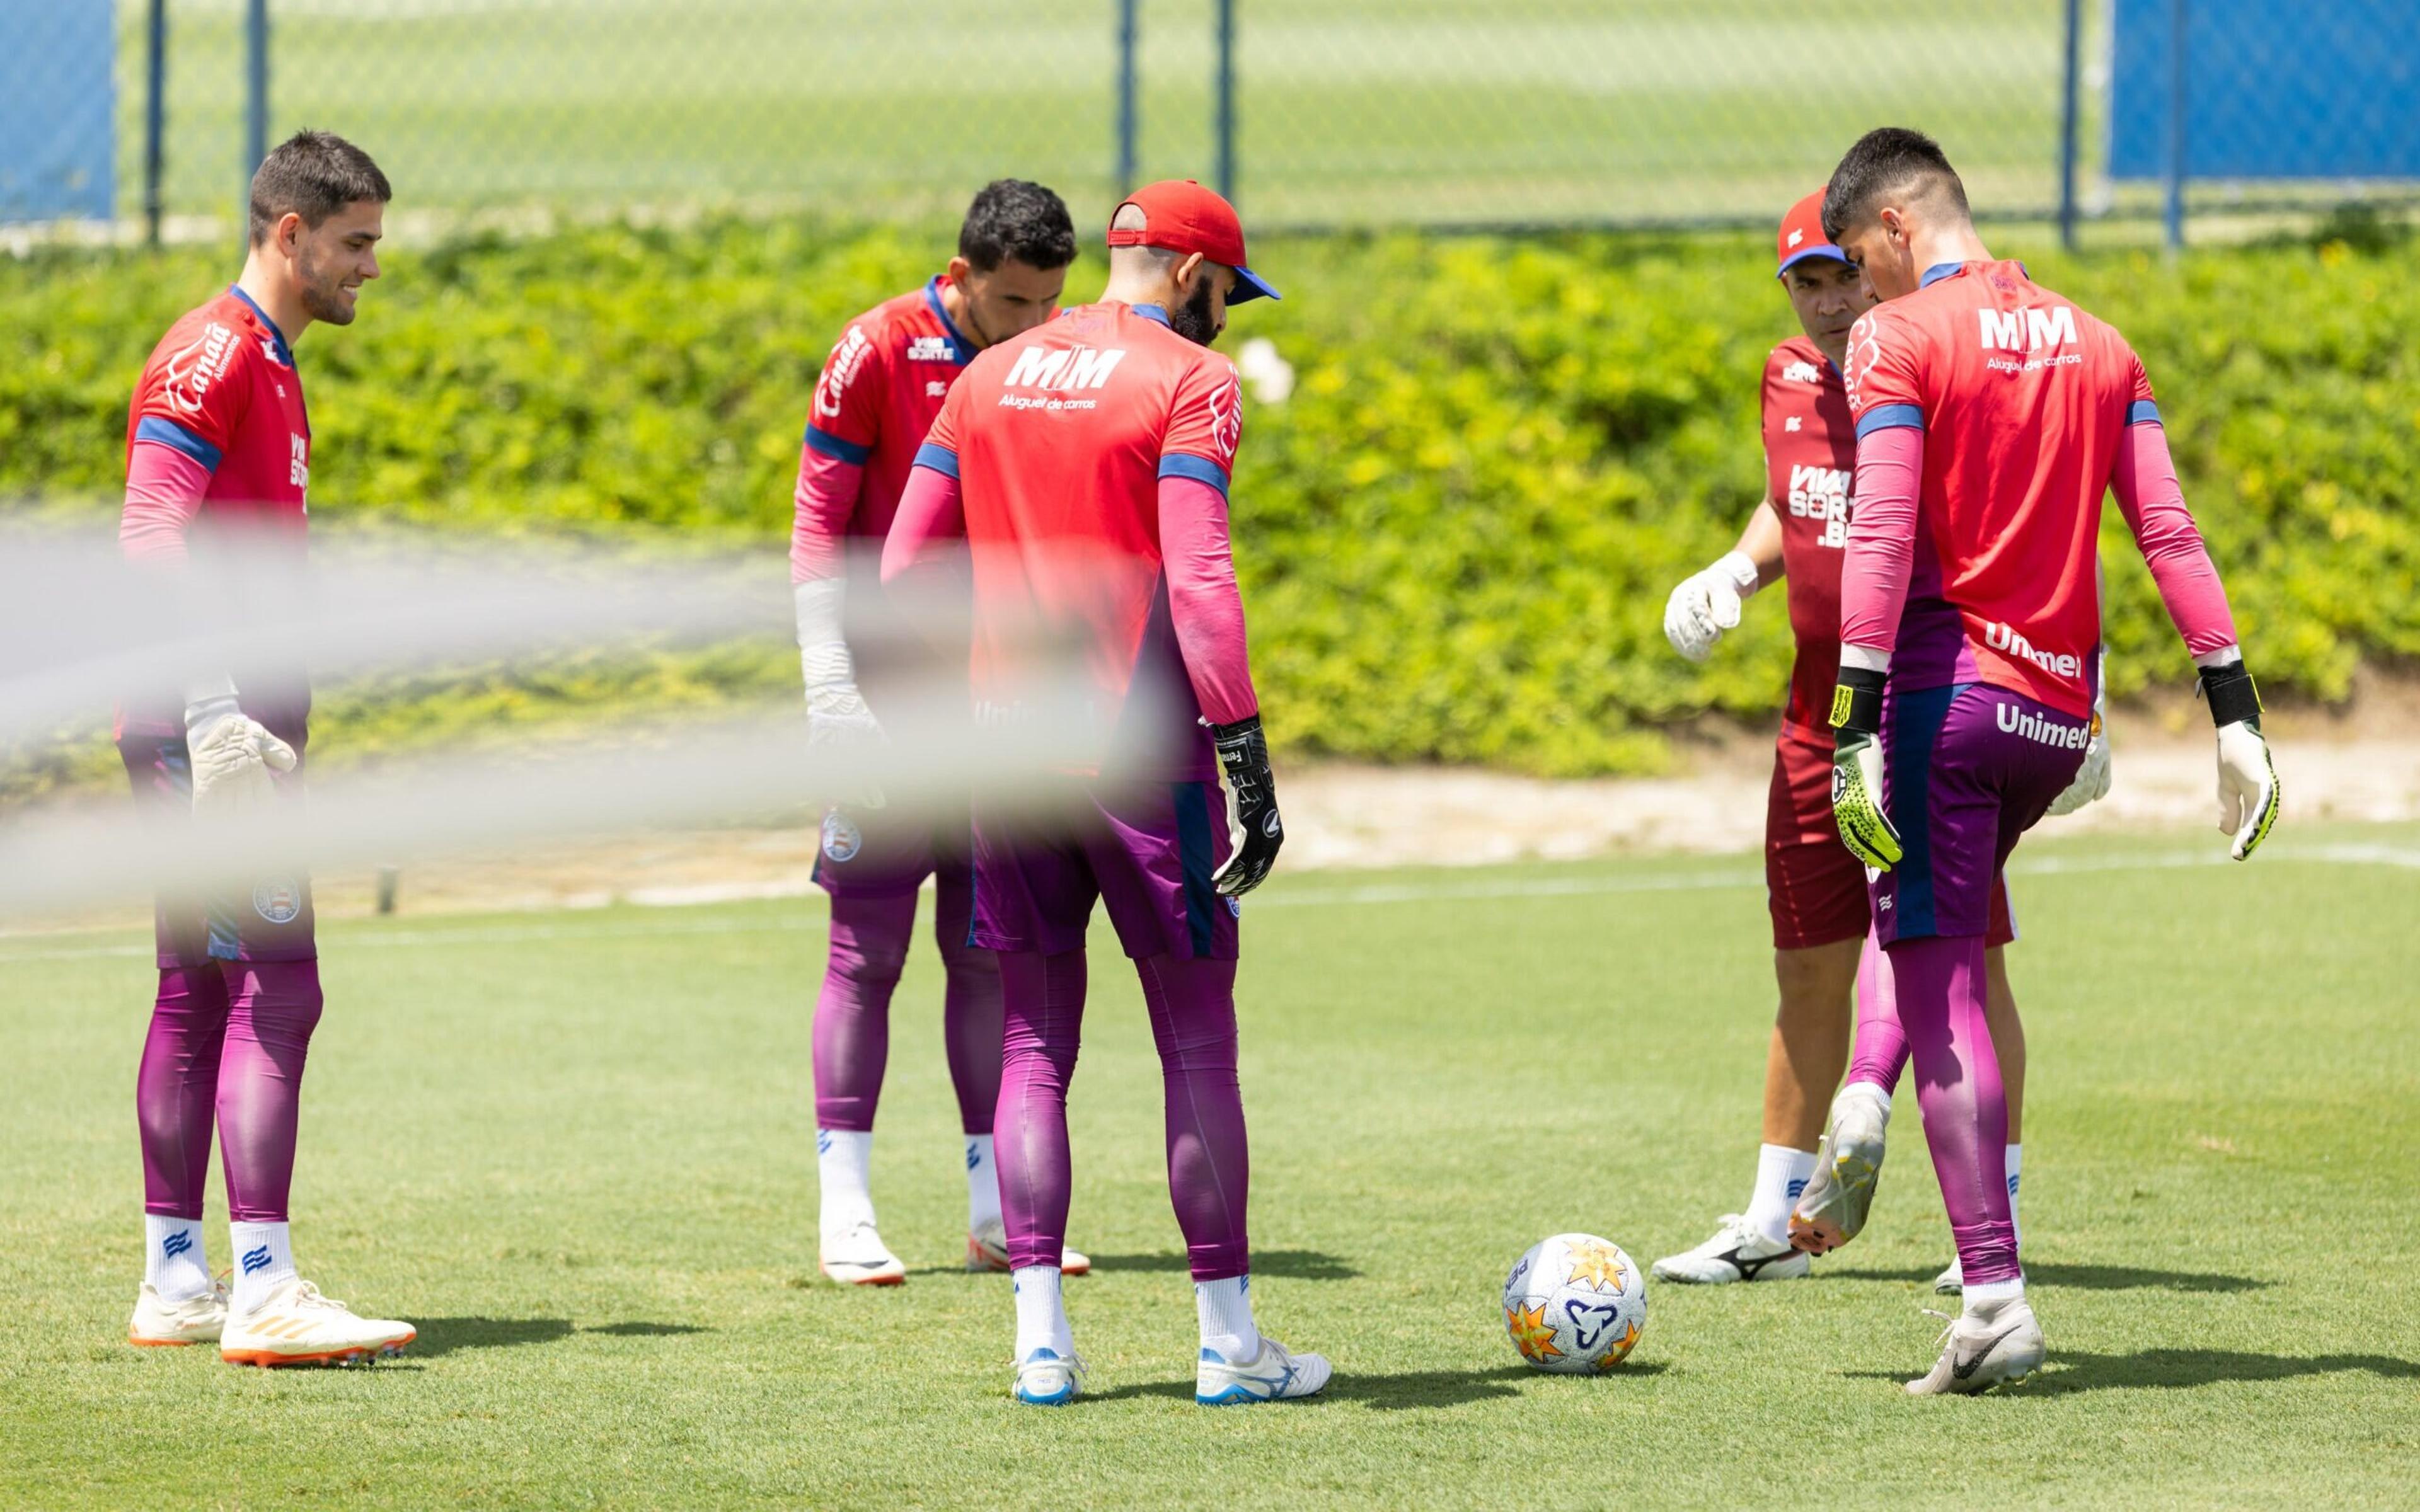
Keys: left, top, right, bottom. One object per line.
{"left": 118, "top": 721, "right": 317, "bottom": 969}
{"left": 811, "top": 802, "right": 968, "bottom": 899}
{"left": 1872, "top": 682, "right": 2085, "bottom": 947}
{"left": 971, "top": 780, "right": 1240, "bottom": 961}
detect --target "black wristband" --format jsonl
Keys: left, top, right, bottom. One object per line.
{"left": 2199, "top": 661, "right": 2262, "bottom": 730}
{"left": 1828, "top": 666, "right": 1886, "bottom": 738}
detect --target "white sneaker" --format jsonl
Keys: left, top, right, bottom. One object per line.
{"left": 1904, "top": 1298, "right": 2046, "bottom": 1396}
{"left": 1196, "top": 1337, "right": 1332, "bottom": 1406}
{"left": 1651, "top": 1214, "right": 1811, "bottom": 1285}
{"left": 820, "top": 1220, "right": 906, "bottom": 1286}
{"left": 966, "top": 1220, "right": 1091, "bottom": 1278}
{"left": 219, "top": 1278, "right": 415, "bottom": 1368}
{"left": 1791, "top": 1086, "right": 1891, "bottom": 1255}
{"left": 1010, "top": 1346, "right": 1086, "bottom": 1406}
{"left": 129, "top": 1274, "right": 229, "bottom": 1346}
{"left": 1933, "top": 1259, "right": 1964, "bottom": 1294}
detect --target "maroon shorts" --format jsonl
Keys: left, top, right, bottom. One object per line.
{"left": 1768, "top": 724, "right": 2014, "bottom": 952}
{"left": 970, "top": 779, "right": 1239, "bottom": 961}
{"left": 810, "top": 801, "right": 971, "bottom": 900}
{"left": 118, "top": 721, "right": 317, "bottom": 969}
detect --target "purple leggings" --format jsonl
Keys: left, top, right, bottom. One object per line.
{"left": 811, "top": 869, "right": 1003, "bottom": 1134}
{"left": 139, "top": 959, "right": 324, "bottom": 1223}
{"left": 994, "top": 948, "right": 1250, "bottom": 1280}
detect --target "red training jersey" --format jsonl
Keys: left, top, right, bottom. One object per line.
{"left": 803, "top": 277, "right": 975, "bottom": 549}
{"left": 125, "top": 285, "right": 313, "bottom": 536}
{"left": 918, "top": 301, "right": 1245, "bottom": 779}
{"left": 1759, "top": 335, "right": 1855, "bottom": 739}
{"left": 1840, "top": 260, "right": 2150, "bottom": 718}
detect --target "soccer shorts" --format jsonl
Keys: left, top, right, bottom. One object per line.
{"left": 969, "top": 779, "right": 1240, "bottom": 961}
{"left": 117, "top": 719, "right": 317, "bottom": 969}
{"left": 1768, "top": 723, "right": 2015, "bottom": 951}
{"left": 1870, "top": 683, "right": 2085, "bottom": 948}
{"left": 810, "top": 800, "right": 971, "bottom": 900}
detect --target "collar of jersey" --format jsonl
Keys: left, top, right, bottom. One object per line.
{"left": 1127, "top": 303, "right": 1171, "bottom": 328}
{"left": 1918, "top": 261, "right": 1968, "bottom": 290}
{"left": 226, "top": 284, "right": 294, "bottom": 366}
{"left": 920, "top": 277, "right": 976, "bottom": 365}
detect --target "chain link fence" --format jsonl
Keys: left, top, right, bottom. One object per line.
{"left": 1, "top": 1, "right": 2412, "bottom": 238}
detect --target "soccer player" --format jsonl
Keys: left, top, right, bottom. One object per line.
{"left": 792, "top": 180, "right": 1092, "bottom": 1285}
{"left": 1801, "top": 128, "right": 2278, "bottom": 1393}
{"left": 882, "top": 180, "right": 1328, "bottom": 1407}
{"left": 1653, "top": 190, "right": 2081, "bottom": 1290}
{"left": 118, "top": 131, "right": 415, "bottom": 1366}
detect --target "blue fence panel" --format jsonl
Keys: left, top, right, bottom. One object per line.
{"left": 0, "top": 0, "right": 116, "bottom": 222}
{"left": 2109, "top": 0, "right": 2420, "bottom": 180}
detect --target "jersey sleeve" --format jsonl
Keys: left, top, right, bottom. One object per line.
{"left": 1158, "top": 353, "right": 1245, "bottom": 495}
{"left": 804, "top": 319, "right": 887, "bottom": 467}
{"left": 132, "top": 322, "right": 252, "bottom": 472}
{"left": 1840, "top": 307, "right": 1926, "bottom": 440}
{"left": 2123, "top": 348, "right": 2161, "bottom": 427}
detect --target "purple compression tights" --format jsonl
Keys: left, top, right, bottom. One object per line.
{"left": 1885, "top": 933, "right": 2019, "bottom": 1285}
{"left": 810, "top": 869, "right": 1005, "bottom": 1135}
{"left": 138, "top": 959, "right": 324, "bottom": 1223}
{"left": 994, "top": 948, "right": 1251, "bottom": 1280}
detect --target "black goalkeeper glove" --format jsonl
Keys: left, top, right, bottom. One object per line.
{"left": 1206, "top": 714, "right": 1284, "bottom": 897}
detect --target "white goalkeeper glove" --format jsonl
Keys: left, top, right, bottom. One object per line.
{"left": 1662, "top": 550, "right": 1761, "bottom": 663}
{"left": 2200, "top": 656, "right": 2278, "bottom": 861}
{"left": 2046, "top": 646, "right": 2111, "bottom": 816}
{"left": 184, "top": 692, "right": 296, "bottom": 818}
{"left": 795, "top": 578, "right": 884, "bottom": 809}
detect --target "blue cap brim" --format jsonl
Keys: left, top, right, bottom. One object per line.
{"left": 1776, "top": 246, "right": 1850, "bottom": 278}
{"left": 1229, "top": 265, "right": 1281, "bottom": 304}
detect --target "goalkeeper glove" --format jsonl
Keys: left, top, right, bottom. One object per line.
{"left": 184, "top": 693, "right": 296, "bottom": 818}
{"left": 2046, "top": 645, "right": 2112, "bottom": 817}
{"left": 1206, "top": 714, "right": 1283, "bottom": 897}
{"left": 1661, "top": 550, "right": 1761, "bottom": 663}
{"left": 2201, "top": 659, "right": 2279, "bottom": 861}
{"left": 1827, "top": 665, "right": 1902, "bottom": 871}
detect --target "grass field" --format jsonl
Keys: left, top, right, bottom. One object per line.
{"left": 3, "top": 823, "right": 2416, "bottom": 1506}
{"left": 116, "top": 0, "right": 2071, "bottom": 229}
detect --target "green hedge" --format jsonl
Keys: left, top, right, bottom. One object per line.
{"left": 4, "top": 219, "right": 2414, "bottom": 779}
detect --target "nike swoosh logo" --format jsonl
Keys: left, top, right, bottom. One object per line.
{"left": 1951, "top": 1322, "right": 2025, "bottom": 1380}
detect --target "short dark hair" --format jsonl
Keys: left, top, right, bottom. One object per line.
{"left": 248, "top": 130, "right": 390, "bottom": 246}
{"left": 958, "top": 179, "right": 1076, "bottom": 273}
{"left": 1821, "top": 127, "right": 1968, "bottom": 244}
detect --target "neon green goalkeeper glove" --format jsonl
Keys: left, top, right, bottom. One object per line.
{"left": 1828, "top": 666, "right": 1902, "bottom": 871}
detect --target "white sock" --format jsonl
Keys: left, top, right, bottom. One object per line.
{"left": 1196, "top": 1273, "right": 1262, "bottom": 1363}
{"left": 1964, "top": 1276, "right": 2025, "bottom": 1311}
{"left": 1012, "top": 1265, "right": 1072, "bottom": 1361}
{"left": 228, "top": 1220, "right": 296, "bottom": 1315}
{"left": 2005, "top": 1142, "right": 2024, "bottom": 1249}
{"left": 1743, "top": 1143, "right": 1820, "bottom": 1246}
{"left": 817, "top": 1128, "right": 877, "bottom": 1242}
{"left": 1840, "top": 1079, "right": 1895, "bottom": 1124}
{"left": 144, "top": 1214, "right": 212, "bottom": 1303}
{"left": 965, "top": 1134, "right": 1001, "bottom": 1231}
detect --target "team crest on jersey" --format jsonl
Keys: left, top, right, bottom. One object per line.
{"left": 161, "top": 322, "right": 239, "bottom": 416}
{"left": 1782, "top": 360, "right": 1821, "bottom": 385}
{"left": 251, "top": 878, "right": 303, "bottom": 925}
{"left": 821, "top": 811, "right": 864, "bottom": 864}
{"left": 906, "top": 336, "right": 955, "bottom": 363}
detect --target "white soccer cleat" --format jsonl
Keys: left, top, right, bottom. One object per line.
{"left": 1904, "top": 1299, "right": 2046, "bottom": 1396}
{"left": 1651, "top": 1214, "right": 1812, "bottom": 1285}
{"left": 965, "top": 1220, "right": 1090, "bottom": 1278}
{"left": 1196, "top": 1336, "right": 1332, "bottom": 1406}
{"left": 1791, "top": 1086, "right": 1891, "bottom": 1256}
{"left": 1933, "top": 1259, "right": 1964, "bottom": 1294}
{"left": 129, "top": 1275, "right": 229, "bottom": 1347}
{"left": 219, "top": 1278, "right": 414, "bottom": 1368}
{"left": 1010, "top": 1346, "right": 1086, "bottom": 1406}
{"left": 820, "top": 1220, "right": 906, "bottom": 1286}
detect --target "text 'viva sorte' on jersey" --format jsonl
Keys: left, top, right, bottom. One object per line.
{"left": 915, "top": 302, "right": 1244, "bottom": 779}
{"left": 1840, "top": 260, "right": 2155, "bottom": 719}
{"left": 1760, "top": 335, "right": 1856, "bottom": 738}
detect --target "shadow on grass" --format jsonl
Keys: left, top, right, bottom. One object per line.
{"left": 1845, "top": 1350, "right": 2419, "bottom": 1392}
{"left": 1080, "top": 1249, "right": 1359, "bottom": 1281}
{"left": 410, "top": 1317, "right": 711, "bottom": 1357}
{"left": 1823, "top": 1263, "right": 2270, "bottom": 1293}
{"left": 1088, "top": 1363, "right": 1657, "bottom": 1409}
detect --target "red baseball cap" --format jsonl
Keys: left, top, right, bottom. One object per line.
{"left": 1775, "top": 186, "right": 1848, "bottom": 278}
{"left": 1106, "top": 179, "right": 1280, "bottom": 303}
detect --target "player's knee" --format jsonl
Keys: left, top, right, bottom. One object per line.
{"left": 830, "top": 931, "right": 911, "bottom": 995}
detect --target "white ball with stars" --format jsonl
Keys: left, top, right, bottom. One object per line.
{"left": 1502, "top": 1232, "right": 1647, "bottom": 1374}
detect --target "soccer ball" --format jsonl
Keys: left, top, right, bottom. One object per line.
{"left": 1502, "top": 1233, "right": 1646, "bottom": 1374}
